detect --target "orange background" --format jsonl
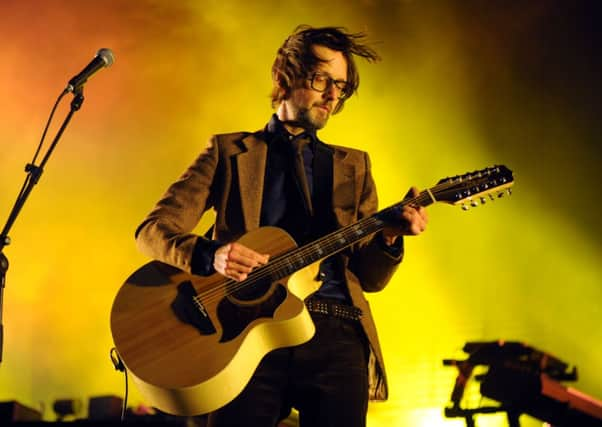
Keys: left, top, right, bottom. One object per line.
{"left": 0, "top": 1, "right": 600, "bottom": 425}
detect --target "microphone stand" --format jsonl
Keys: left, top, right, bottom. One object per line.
{"left": 0, "top": 86, "right": 85, "bottom": 364}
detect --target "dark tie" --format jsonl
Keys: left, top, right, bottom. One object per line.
{"left": 292, "top": 136, "right": 314, "bottom": 216}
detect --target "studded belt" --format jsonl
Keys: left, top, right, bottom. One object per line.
{"left": 305, "top": 298, "right": 363, "bottom": 321}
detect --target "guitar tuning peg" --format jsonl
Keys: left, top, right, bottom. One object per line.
{"left": 461, "top": 204, "right": 469, "bottom": 211}
{"left": 480, "top": 197, "right": 486, "bottom": 204}
{"left": 470, "top": 200, "right": 479, "bottom": 207}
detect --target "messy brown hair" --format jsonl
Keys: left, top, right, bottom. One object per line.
{"left": 271, "top": 25, "right": 380, "bottom": 114}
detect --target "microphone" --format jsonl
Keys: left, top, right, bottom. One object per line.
{"left": 66, "top": 48, "right": 114, "bottom": 93}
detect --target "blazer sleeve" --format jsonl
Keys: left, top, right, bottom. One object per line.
{"left": 135, "top": 136, "right": 221, "bottom": 274}
{"left": 347, "top": 152, "right": 404, "bottom": 292}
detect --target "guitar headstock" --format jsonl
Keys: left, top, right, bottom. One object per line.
{"left": 432, "top": 165, "right": 514, "bottom": 210}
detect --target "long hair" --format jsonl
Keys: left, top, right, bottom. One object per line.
{"left": 271, "top": 25, "right": 380, "bottom": 114}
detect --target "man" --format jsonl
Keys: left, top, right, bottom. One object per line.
{"left": 136, "top": 25, "right": 428, "bottom": 427}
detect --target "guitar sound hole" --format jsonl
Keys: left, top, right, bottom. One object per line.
{"left": 217, "top": 283, "right": 287, "bottom": 343}
{"left": 230, "top": 276, "right": 272, "bottom": 302}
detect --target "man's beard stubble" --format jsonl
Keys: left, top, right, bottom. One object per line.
{"left": 297, "top": 106, "right": 329, "bottom": 132}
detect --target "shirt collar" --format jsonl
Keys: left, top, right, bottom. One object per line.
{"left": 265, "top": 114, "right": 319, "bottom": 147}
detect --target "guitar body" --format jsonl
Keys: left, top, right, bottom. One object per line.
{"left": 110, "top": 226, "right": 321, "bottom": 415}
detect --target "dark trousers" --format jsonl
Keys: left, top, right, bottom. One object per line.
{"left": 207, "top": 312, "right": 369, "bottom": 427}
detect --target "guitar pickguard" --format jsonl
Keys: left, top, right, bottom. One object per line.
{"left": 171, "top": 281, "right": 217, "bottom": 335}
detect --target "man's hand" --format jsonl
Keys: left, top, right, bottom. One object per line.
{"left": 213, "top": 242, "right": 270, "bottom": 281}
{"left": 382, "top": 186, "right": 428, "bottom": 245}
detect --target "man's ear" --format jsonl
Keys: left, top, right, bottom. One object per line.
{"left": 278, "top": 82, "right": 290, "bottom": 101}
{"left": 275, "top": 72, "right": 293, "bottom": 101}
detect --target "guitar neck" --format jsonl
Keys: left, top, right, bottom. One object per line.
{"left": 265, "top": 191, "right": 435, "bottom": 282}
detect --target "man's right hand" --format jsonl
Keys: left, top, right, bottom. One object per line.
{"left": 213, "top": 242, "right": 270, "bottom": 281}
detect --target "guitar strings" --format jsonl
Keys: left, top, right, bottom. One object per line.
{"left": 192, "top": 192, "right": 421, "bottom": 304}
{"left": 192, "top": 192, "right": 433, "bottom": 305}
{"left": 191, "top": 180, "right": 463, "bottom": 305}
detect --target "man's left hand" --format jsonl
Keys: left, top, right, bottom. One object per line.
{"left": 382, "top": 186, "right": 428, "bottom": 245}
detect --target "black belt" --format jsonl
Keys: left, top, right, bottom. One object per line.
{"left": 305, "top": 298, "right": 363, "bottom": 321}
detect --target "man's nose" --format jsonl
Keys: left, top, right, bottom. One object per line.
{"left": 323, "top": 82, "right": 338, "bottom": 100}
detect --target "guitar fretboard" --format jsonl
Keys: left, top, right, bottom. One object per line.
{"left": 264, "top": 190, "right": 435, "bottom": 282}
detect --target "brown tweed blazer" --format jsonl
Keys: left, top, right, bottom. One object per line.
{"left": 135, "top": 129, "right": 404, "bottom": 401}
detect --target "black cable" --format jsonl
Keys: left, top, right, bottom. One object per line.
{"left": 122, "top": 366, "right": 129, "bottom": 421}
{"left": 31, "top": 89, "right": 68, "bottom": 166}
{"left": 110, "top": 347, "right": 128, "bottom": 422}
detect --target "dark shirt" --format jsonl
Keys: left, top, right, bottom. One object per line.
{"left": 260, "top": 115, "right": 314, "bottom": 242}
{"left": 261, "top": 115, "right": 349, "bottom": 301}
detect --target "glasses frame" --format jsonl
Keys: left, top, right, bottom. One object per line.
{"left": 307, "top": 72, "right": 349, "bottom": 99}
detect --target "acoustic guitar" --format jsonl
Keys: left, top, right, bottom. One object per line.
{"left": 110, "top": 165, "right": 514, "bottom": 416}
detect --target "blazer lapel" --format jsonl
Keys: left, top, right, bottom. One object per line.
{"left": 332, "top": 147, "right": 356, "bottom": 226}
{"left": 236, "top": 133, "right": 267, "bottom": 231}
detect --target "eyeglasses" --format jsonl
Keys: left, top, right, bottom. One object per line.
{"left": 307, "top": 73, "right": 349, "bottom": 99}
